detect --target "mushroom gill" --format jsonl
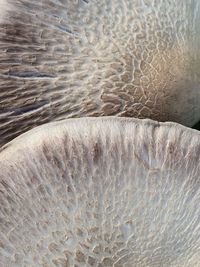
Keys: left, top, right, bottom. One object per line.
{"left": 1, "top": 0, "right": 200, "bottom": 147}
{"left": 1, "top": 117, "right": 200, "bottom": 266}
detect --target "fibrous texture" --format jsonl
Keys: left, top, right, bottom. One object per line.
{"left": 1, "top": 0, "right": 200, "bottom": 146}
{"left": 1, "top": 117, "right": 200, "bottom": 266}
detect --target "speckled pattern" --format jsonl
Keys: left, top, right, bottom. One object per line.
{"left": 0, "top": 0, "right": 200, "bottom": 146}
{"left": 1, "top": 117, "right": 200, "bottom": 266}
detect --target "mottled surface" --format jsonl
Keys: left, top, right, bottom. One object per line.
{"left": 1, "top": 117, "right": 200, "bottom": 266}
{"left": 0, "top": 0, "right": 200, "bottom": 146}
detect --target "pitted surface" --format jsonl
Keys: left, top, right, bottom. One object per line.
{"left": 0, "top": 0, "right": 200, "bottom": 146}
{"left": 1, "top": 117, "right": 200, "bottom": 266}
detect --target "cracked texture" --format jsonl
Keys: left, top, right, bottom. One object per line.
{"left": 1, "top": 117, "right": 200, "bottom": 266}
{"left": 1, "top": 0, "right": 200, "bottom": 146}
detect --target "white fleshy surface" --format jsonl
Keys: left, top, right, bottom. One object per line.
{"left": 0, "top": 117, "right": 200, "bottom": 266}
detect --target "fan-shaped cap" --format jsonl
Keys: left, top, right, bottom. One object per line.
{"left": 0, "top": 117, "right": 200, "bottom": 266}
{"left": 1, "top": 0, "right": 200, "bottom": 146}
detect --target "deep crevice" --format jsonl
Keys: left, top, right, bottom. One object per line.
{"left": 4, "top": 100, "right": 49, "bottom": 116}
{"left": 1, "top": 71, "right": 55, "bottom": 79}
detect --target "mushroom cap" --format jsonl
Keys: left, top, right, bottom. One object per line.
{"left": 1, "top": 117, "right": 200, "bottom": 266}
{"left": 1, "top": 0, "right": 200, "bottom": 146}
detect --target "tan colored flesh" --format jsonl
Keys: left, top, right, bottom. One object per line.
{"left": 0, "top": 117, "right": 200, "bottom": 266}
{"left": 0, "top": 0, "right": 200, "bottom": 146}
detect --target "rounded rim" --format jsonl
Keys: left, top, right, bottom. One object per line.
{"left": 1, "top": 117, "right": 200, "bottom": 266}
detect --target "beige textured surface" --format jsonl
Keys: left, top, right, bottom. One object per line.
{"left": 0, "top": 0, "right": 11, "bottom": 21}
{"left": 1, "top": 117, "right": 200, "bottom": 266}
{"left": 0, "top": 0, "right": 200, "bottom": 146}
